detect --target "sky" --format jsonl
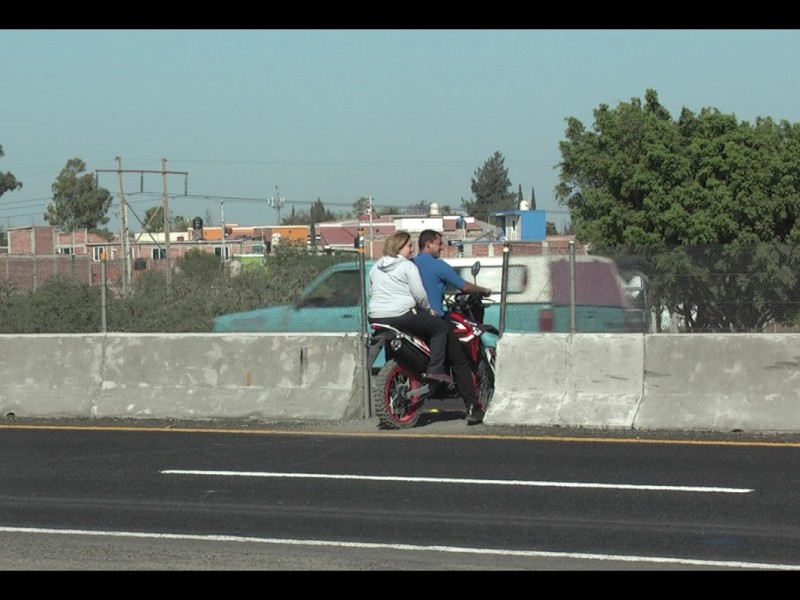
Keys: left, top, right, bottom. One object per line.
{"left": 2, "top": 29, "right": 800, "bottom": 233}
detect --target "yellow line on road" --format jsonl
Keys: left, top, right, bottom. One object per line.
{"left": 1, "top": 423, "right": 800, "bottom": 448}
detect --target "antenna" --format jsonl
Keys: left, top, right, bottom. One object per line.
{"left": 267, "top": 185, "right": 285, "bottom": 223}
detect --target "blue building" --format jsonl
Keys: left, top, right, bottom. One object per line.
{"left": 489, "top": 203, "right": 546, "bottom": 242}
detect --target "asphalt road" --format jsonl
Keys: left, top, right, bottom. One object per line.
{"left": 3, "top": 401, "right": 800, "bottom": 571}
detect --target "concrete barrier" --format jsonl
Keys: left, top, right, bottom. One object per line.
{"left": 0, "top": 333, "right": 364, "bottom": 422}
{"left": 487, "top": 333, "right": 644, "bottom": 428}
{"left": 6, "top": 332, "right": 800, "bottom": 434}
{"left": 637, "top": 334, "right": 800, "bottom": 433}
{"left": 489, "top": 332, "right": 800, "bottom": 434}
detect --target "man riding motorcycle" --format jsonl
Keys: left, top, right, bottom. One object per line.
{"left": 413, "top": 229, "right": 492, "bottom": 424}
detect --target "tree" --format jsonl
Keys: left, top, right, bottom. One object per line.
{"left": 407, "top": 200, "right": 430, "bottom": 215}
{"left": 44, "top": 158, "right": 112, "bottom": 232}
{"left": 280, "top": 198, "right": 335, "bottom": 226}
{"left": 461, "top": 151, "right": 517, "bottom": 222}
{"left": 351, "top": 196, "right": 371, "bottom": 218}
{"left": 142, "top": 205, "right": 190, "bottom": 233}
{"left": 174, "top": 215, "right": 191, "bottom": 232}
{"left": 0, "top": 145, "right": 23, "bottom": 201}
{"left": 556, "top": 88, "right": 800, "bottom": 331}
{"left": 310, "top": 198, "right": 335, "bottom": 224}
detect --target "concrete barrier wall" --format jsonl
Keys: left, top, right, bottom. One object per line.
{"left": 0, "top": 333, "right": 364, "bottom": 422}
{"left": 490, "top": 332, "right": 800, "bottom": 434}
{"left": 488, "top": 333, "right": 644, "bottom": 428}
{"left": 637, "top": 334, "right": 800, "bottom": 433}
{"left": 5, "top": 332, "right": 800, "bottom": 434}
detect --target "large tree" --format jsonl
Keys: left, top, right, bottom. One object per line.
{"left": 0, "top": 145, "right": 23, "bottom": 201}
{"left": 281, "top": 198, "right": 336, "bottom": 226}
{"left": 44, "top": 158, "right": 112, "bottom": 232}
{"left": 142, "top": 205, "right": 190, "bottom": 233}
{"left": 556, "top": 89, "right": 800, "bottom": 331}
{"left": 0, "top": 145, "right": 21, "bottom": 248}
{"left": 461, "top": 151, "right": 517, "bottom": 222}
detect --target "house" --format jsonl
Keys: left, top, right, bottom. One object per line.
{"left": 1, "top": 204, "right": 582, "bottom": 291}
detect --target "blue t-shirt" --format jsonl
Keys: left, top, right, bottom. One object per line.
{"left": 413, "top": 252, "right": 467, "bottom": 317}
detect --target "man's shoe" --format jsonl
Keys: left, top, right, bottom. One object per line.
{"left": 425, "top": 372, "right": 453, "bottom": 384}
{"left": 466, "top": 403, "right": 485, "bottom": 425}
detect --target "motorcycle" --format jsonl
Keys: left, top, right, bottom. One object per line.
{"left": 367, "top": 263, "right": 499, "bottom": 430}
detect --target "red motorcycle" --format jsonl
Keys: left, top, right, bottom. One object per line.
{"left": 368, "top": 271, "right": 498, "bottom": 429}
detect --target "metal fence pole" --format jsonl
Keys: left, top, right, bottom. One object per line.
{"left": 100, "top": 257, "right": 107, "bottom": 333}
{"left": 569, "top": 240, "right": 577, "bottom": 334}
{"left": 357, "top": 227, "right": 371, "bottom": 419}
{"left": 499, "top": 241, "right": 509, "bottom": 338}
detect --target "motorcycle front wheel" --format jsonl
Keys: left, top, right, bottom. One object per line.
{"left": 476, "top": 357, "right": 495, "bottom": 411}
{"left": 372, "top": 358, "right": 425, "bottom": 430}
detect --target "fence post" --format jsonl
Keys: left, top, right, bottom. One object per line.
{"left": 100, "top": 253, "right": 107, "bottom": 333}
{"left": 569, "top": 240, "right": 577, "bottom": 334}
{"left": 499, "top": 240, "right": 509, "bottom": 338}
{"left": 357, "top": 227, "right": 371, "bottom": 419}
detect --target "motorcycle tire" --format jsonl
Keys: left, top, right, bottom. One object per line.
{"left": 475, "top": 358, "right": 495, "bottom": 412}
{"left": 372, "top": 358, "right": 425, "bottom": 430}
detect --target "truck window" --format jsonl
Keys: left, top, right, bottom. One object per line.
{"left": 297, "top": 270, "right": 361, "bottom": 308}
{"left": 450, "top": 265, "right": 527, "bottom": 294}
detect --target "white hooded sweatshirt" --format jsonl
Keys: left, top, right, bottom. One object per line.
{"left": 368, "top": 255, "right": 433, "bottom": 319}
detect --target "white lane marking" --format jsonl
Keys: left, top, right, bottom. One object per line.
{"left": 0, "top": 526, "right": 794, "bottom": 570}
{"left": 160, "top": 470, "right": 753, "bottom": 493}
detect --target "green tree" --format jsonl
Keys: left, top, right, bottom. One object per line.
{"left": 174, "top": 215, "right": 191, "bottom": 232}
{"left": 44, "top": 158, "right": 112, "bottom": 232}
{"left": 176, "top": 247, "right": 223, "bottom": 280}
{"left": 281, "top": 199, "right": 336, "bottom": 226}
{"left": 142, "top": 205, "right": 190, "bottom": 233}
{"left": 310, "top": 198, "right": 335, "bottom": 224}
{"left": 351, "top": 196, "right": 371, "bottom": 218}
{"left": 0, "top": 145, "right": 23, "bottom": 200}
{"left": 556, "top": 88, "right": 800, "bottom": 331}
{"left": 407, "top": 200, "right": 430, "bottom": 215}
{"left": 461, "top": 151, "right": 517, "bottom": 222}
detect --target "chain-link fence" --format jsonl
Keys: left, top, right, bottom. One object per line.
{"left": 2, "top": 242, "right": 800, "bottom": 334}
{"left": 499, "top": 241, "right": 800, "bottom": 333}
{"left": 0, "top": 245, "right": 359, "bottom": 333}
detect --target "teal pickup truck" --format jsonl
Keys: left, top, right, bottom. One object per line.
{"left": 211, "top": 254, "right": 635, "bottom": 335}
{"left": 212, "top": 260, "right": 371, "bottom": 334}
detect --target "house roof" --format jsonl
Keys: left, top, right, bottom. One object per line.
{"left": 318, "top": 226, "right": 359, "bottom": 247}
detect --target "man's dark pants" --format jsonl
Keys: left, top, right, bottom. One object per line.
{"left": 443, "top": 318, "right": 480, "bottom": 407}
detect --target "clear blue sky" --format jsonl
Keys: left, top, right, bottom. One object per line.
{"left": 2, "top": 29, "right": 799, "bottom": 232}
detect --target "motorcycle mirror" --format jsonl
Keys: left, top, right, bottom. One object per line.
{"left": 471, "top": 261, "right": 481, "bottom": 281}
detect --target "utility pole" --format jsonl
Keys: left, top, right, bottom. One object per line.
{"left": 161, "top": 158, "right": 171, "bottom": 287}
{"left": 115, "top": 156, "right": 131, "bottom": 294}
{"left": 268, "top": 186, "right": 285, "bottom": 224}
{"left": 96, "top": 160, "right": 188, "bottom": 291}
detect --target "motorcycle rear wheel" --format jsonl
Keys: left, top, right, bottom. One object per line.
{"left": 372, "top": 359, "right": 425, "bottom": 430}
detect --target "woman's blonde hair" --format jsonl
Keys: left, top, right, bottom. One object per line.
{"left": 383, "top": 230, "right": 412, "bottom": 257}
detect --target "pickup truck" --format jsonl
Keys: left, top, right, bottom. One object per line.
{"left": 211, "top": 254, "right": 635, "bottom": 335}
